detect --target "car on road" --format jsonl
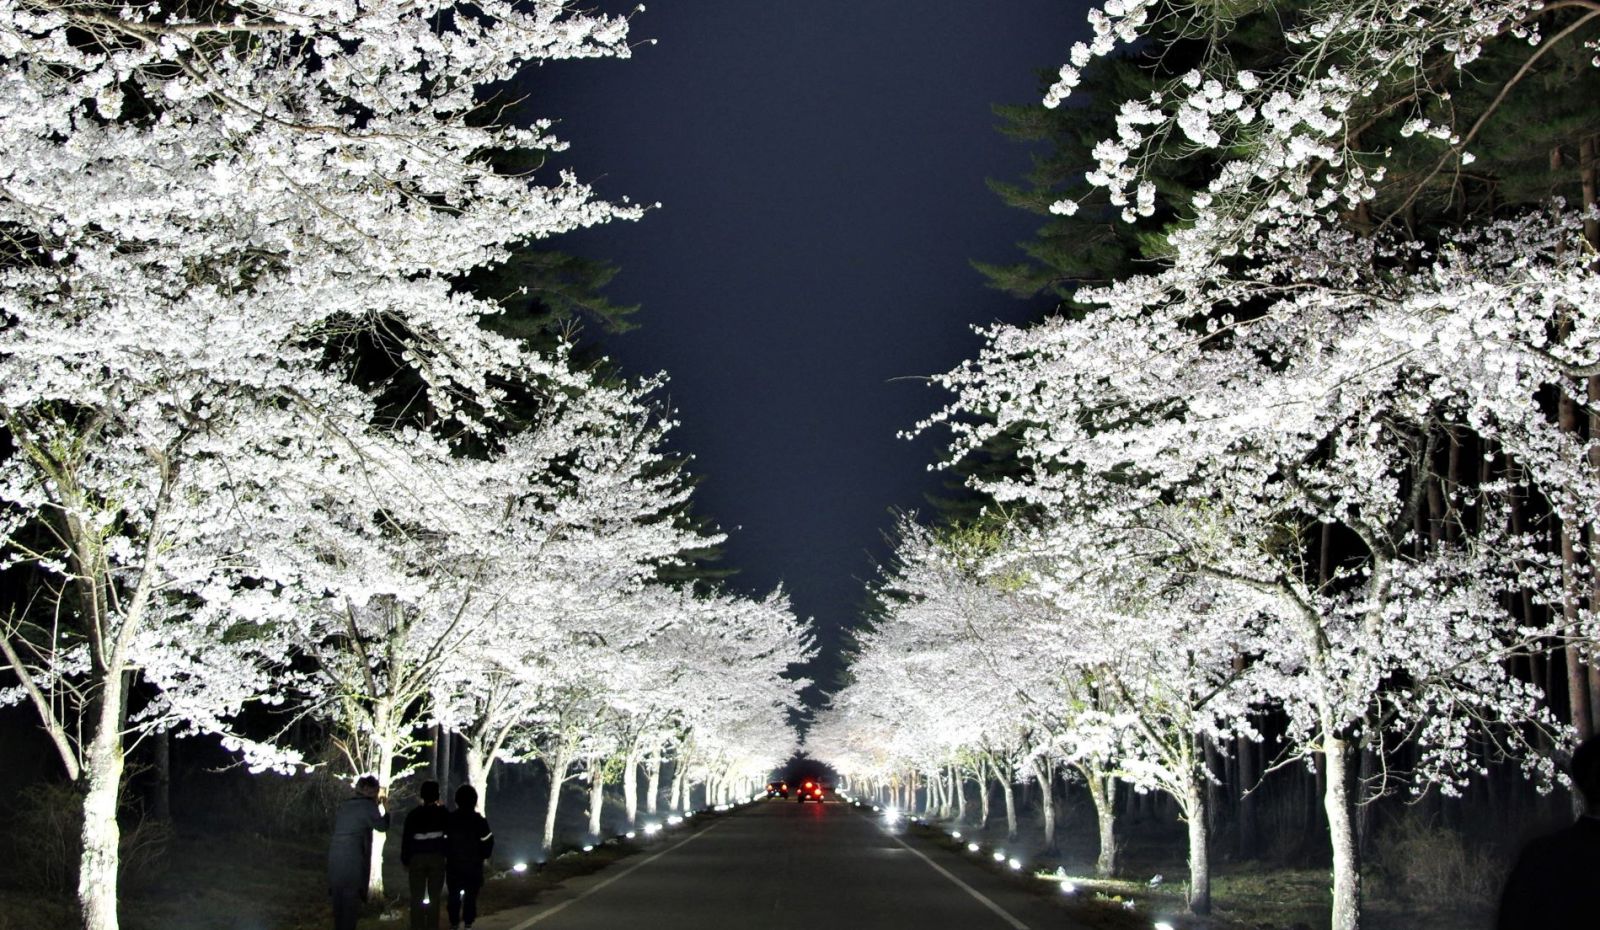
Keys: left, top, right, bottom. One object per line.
{"left": 794, "top": 779, "right": 826, "bottom": 803}
{"left": 766, "top": 781, "right": 789, "bottom": 798}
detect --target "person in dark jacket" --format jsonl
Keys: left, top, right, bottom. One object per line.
{"left": 329, "top": 775, "right": 389, "bottom": 930}
{"left": 444, "top": 784, "right": 494, "bottom": 930}
{"left": 1497, "top": 736, "right": 1600, "bottom": 929}
{"left": 402, "top": 780, "right": 451, "bottom": 930}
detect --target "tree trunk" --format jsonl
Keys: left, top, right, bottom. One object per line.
{"left": 1324, "top": 734, "right": 1362, "bottom": 930}
{"left": 1557, "top": 480, "right": 1592, "bottom": 739}
{"left": 976, "top": 763, "right": 990, "bottom": 830}
{"left": 645, "top": 743, "right": 663, "bottom": 816}
{"left": 1557, "top": 140, "right": 1594, "bottom": 744}
{"left": 150, "top": 729, "right": 171, "bottom": 822}
{"left": 1356, "top": 737, "right": 1378, "bottom": 852}
{"left": 431, "top": 725, "right": 444, "bottom": 786}
{"left": 542, "top": 748, "right": 572, "bottom": 856}
{"left": 623, "top": 748, "right": 641, "bottom": 826}
{"left": 1312, "top": 749, "right": 1327, "bottom": 841}
{"left": 952, "top": 764, "right": 966, "bottom": 825}
{"left": 587, "top": 756, "right": 605, "bottom": 840}
{"left": 1183, "top": 780, "right": 1211, "bottom": 915}
{"left": 1033, "top": 758, "right": 1057, "bottom": 852}
{"left": 463, "top": 743, "right": 487, "bottom": 794}
{"left": 999, "top": 765, "right": 1018, "bottom": 841}
{"left": 367, "top": 714, "right": 398, "bottom": 899}
{"left": 669, "top": 755, "right": 687, "bottom": 813}
{"left": 1236, "top": 733, "right": 1258, "bottom": 860}
{"left": 1582, "top": 135, "right": 1598, "bottom": 249}
{"left": 79, "top": 681, "right": 127, "bottom": 930}
{"left": 1201, "top": 739, "right": 1221, "bottom": 846}
{"left": 1089, "top": 773, "right": 1118, "bottom": 878}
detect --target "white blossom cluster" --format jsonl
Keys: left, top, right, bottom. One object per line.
{"left": 1043, "top": 0, "right": 1594, "bottom": 267}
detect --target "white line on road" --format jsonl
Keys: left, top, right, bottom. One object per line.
{"left": 880, "top": 826, "right": 1030, "bottom": 930}
{"left": 507, "top": 818, "right": 728, "bottom": 929}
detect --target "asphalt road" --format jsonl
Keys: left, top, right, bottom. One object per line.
{"left": 479, "top": 799, "right": 1090, "bottom": 930}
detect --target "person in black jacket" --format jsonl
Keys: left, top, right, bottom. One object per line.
{"left": 1497, "top": 736, "right": 1600, "bottom": 929}
{"left": 401, "top": 780, "right": 451, "bottom": 930}
{"left": 328, "top": 775, "right": 389, "bottom": 930}
{"left": 445, "top": 784, "right": 494, "bottom": 930}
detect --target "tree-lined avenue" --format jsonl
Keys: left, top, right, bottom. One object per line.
{"left": 479, "top": 801, "right": 1080, "bottom": 930}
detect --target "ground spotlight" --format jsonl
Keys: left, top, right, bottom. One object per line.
{"left": 967, "top": 842, "right": 980, "bottom": 853}
{"left": 991, "top": 851, "right": 1005, "bottom": 862}
{"left": 644, "top": 823, "right": 663, "bottom": 836}
{"left": 1007, "top": 858, "right": 1022, "bottom": 871}
{"left": 582, "top": 845, "right": 594, "bottom": 852}
{"left": 1153, "top": 922, "right": 1176, "bottom": 930}
{"left": 511, "top": 862, "right": 528, "bottom": 874}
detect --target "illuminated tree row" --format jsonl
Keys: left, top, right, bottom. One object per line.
{"left": 819, "top": 1, "right": 1600, "bottom": 928}
{"left": 0, "top": 1, "right": 807, "bottom": 926}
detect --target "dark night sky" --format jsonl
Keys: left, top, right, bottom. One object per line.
{"left": 532, "top": 2, "right": 1090, "bottom": 704}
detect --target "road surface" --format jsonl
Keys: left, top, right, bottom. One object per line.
{"left": 478, "top": 799, "right": 1089, "bottom": 930}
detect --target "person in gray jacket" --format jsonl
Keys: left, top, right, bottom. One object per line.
{"left": 329, "top": 775, "right": 390, "bottom": 930}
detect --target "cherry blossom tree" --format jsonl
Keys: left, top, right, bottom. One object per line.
{"left": 0, "top": 361, "right": 398, "bottom": 925}
{"left": 429, "top": 380, "right": 710, "bottom": 800}
{"left": 998, "top": 512, "right": 1286, "bottom": 913}
{"left": 926, "top": 211, "right": 1595, "bottom": 929}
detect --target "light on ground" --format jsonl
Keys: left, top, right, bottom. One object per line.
{"left": 1007, "top": 858, "right": 1022, "bottom": 871}
{"left": 951, "top": 831, "right": 961, "bottom": 839}
{"left": 1061, "top": 881, "right": 1077, "bottom": 895}
{"left": 992, "top": 851, "right": 1005, "bottom": 862}
{"left": 511, "top": 862, "right": 529, "bottom": 874}
{"left": 967, "top": 843, "right": 980, "bottom": 852}
{"left": 1154, "top": 923, "right": 1176, "bottom": 930}
{"left": 644, "top": 823, "right": 663, "bottom": 835}
{"left": 582, "top": 845, "right": 594, "bottom": 852}
{"left": 667, "top": 815, "right": 683, "bottom": 825}
{"left": 625, "top": 831, "right": 637, "bottom": 839}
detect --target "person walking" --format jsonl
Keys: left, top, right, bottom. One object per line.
{"left": 1497, "top": 735, "right": 1600, "bottom": 929}
{"left": 445, "top": 784, "right": 495, "bottom": 930}
{"left": 402, "top": 780, "right": 451, "bottom": 930}
{"left": 329, "top": 775, "right": 389, "bottom": 930}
